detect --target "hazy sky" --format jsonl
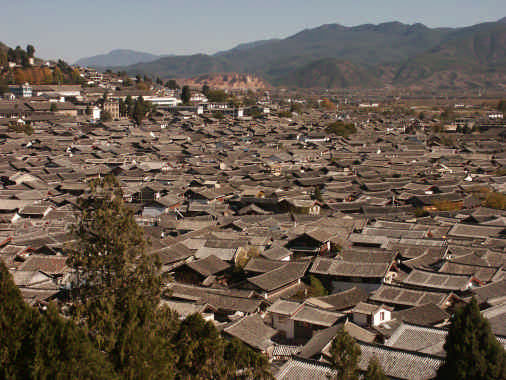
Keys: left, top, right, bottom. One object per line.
{"left": 1, "top": 0, "right": 505, "bottom": 63}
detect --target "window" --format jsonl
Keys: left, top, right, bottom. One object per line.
{"left": 380, "top": 311, "right": 385, "bottom": 321}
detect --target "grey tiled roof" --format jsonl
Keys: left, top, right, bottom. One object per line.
{"left": 248, "top": 261, "right": 310, "bottom": 292}
{"left": 266, "top": 299, "right": 301, "bottom": 316}
{"left": 261, "top": 243, "right": 292, "bottom": 260}
{"left": 393, "top": 303, "right": 449, "bottom": 326}
{"left": 472, "top": 279, "right": 506, "bottom": 304}
{"left": 482, "top": 302, "right": 506, "bottom": 336}
{"left": 224, "top": 313, "right": 276, "bottom": 351}
{"left": 275, "top": 357, "right": 335, "bottom": 380}
{"left": 385, "top": 323, "right": 447, "bottom": 356}
{"left": 272, "top": 344, "right": 302, "bottom": 358}
{"left": 291, "top": 304, "right": 341, "bottom": 327}
{"left": 448, "top": 224, "right": 505, "bottom": 239}
{"left": 186, "top": 254, "right": 230, "bottom": 276}
{"left": 358, "top": 342, "right": 443, "bottom": 380}
{"left": 305, "top": 286, "right": 368, "bottom": 311}
{"left": 310, "top": 257, "right": 391, "bottom": 279}
{"left": 370, "top": 284, "right": 451, "bottom": 307}
{"left": 401, "top": 268, "right": 472, "bottom": 292}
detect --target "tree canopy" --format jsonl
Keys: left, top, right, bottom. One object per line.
{"left": 364, "top": 357, "right": 387, "bottom": 380}
{"left": 165, "top": 79, "right": 179, "bottom": 89}
{"left": 181, "top": 85, "right": 191, "bottom": 104}
{"left": 26, "top": 44, "right": 35, "bottom": 58}
{"left": 0, "top": 261, "right": 116, "bottom": 380}
{"left": 436, "top": 298, "right": 506, "bottom": 380}
{"left": 498, "top": 100, "right": 506, "bottom": 113}
{"left": 329, "top": 326, "right": 361, "bottom": 380}
{"left": 117, "top": 96, "right": 154, "bottom": 124}
{"left": 65, "top": 175, "right": 271, "bottom": 379}
{"left": 325, "top": 121, "right": 357, "bottom": 137}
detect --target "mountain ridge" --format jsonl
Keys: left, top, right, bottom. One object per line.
{"left": 75, "top": 49, "right": 162, "bottom": 67}
{"left": 76, "top": 17, "right": 506, "bottom": 89}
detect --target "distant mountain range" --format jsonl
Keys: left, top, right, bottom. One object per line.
{"left": 73, "top": 17, "right": 506, "bottom": 89}
{"left": 75, "top": 49, "right": 162, "bottom": 67}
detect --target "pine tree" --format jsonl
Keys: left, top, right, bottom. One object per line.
{"left": 436, "top": 298, "right": 506, "bottom": 380}
{"left": 118, "top": 99, "right": 126, "bottom": 117}
{"left": 0, "top": 261, "right": 116, "bottom": 379}
{"left": 125, "top": 95, "right": 134, "bottom": 116}
{"left": 26, "top": 44, "right": 35, "bottom": 58}
{"left": 364, "top": 356, "right": 387, "bottom": 380}
{"left": 133, "top": 96, "right": 146, "bottom": 124}
{"left": 0, "top": 51, "right": 8, "bottom": 67}
{"left": 0, "top": 261, "right": 32, "bottom": 379}
{"left": 100, "top": 110, "right": 112, "bottom": 122}
{"left": 65, "top": 175, "right": 272, "bottom": 379}
{"left": 0, "top": 79, "right": 9, "bottom": 96}
{"left": 329, "top": 326, "right": 361, "bottom": 380}
{"left": 202, "top": 83, "right": 210, "bottom": 97}
{"left": 313, "top": 186, "right": 323, "bottom": 201}
{"left": 224, "top": 337, "right": 272, "bottom": 379}
{"left": 31, "top": 304, "right": 117, "bottom": 380}
{"left": 173, "top": 313, "right": 227, "bottom": 379}
{"left": 165, "top": 79, "right": 179, "bottom": 89}
{"left": 68, "top": 175, "right": 173, "bottom": 377}
{"left": 181, "top": 85, "right": 191, "bottom": 105}
{"left": 173, "top": 313, "right": 272, "bottom": 379}
{"left": 498, "top": 99, "right": 506, "bottom": 113}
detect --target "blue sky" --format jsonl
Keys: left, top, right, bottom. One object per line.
{"left": 1, "top": 0, "right": 505, "bottom": 63}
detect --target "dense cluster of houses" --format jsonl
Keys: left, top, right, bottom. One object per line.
{"left": 0, "top": 83, "right": 505, "bottom": 379}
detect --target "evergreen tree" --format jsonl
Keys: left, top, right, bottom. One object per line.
{"left": 14, "top": 46, "right": 26, "bottom": 65}
{"left": 125, "top": 95, "right": 134, "bottom": 116}
{"left": 329, "top": 327, "right": 361, "bottom": 380}
{"left": 0, "top": 262, "right": 116, "bottom": 380}
{"left": 0, "top": 79, "right": 9, "bottom": 95}
{"left": 118, "top": 99, "right": 126, "bottom": 117}
{"left": 68, "top": 175, "right": 173, "bottom": 378}
{"left": 202, "top": 83, "right": 210, "bottom": 97}
{"left": 181, "top": 85, "right": 191, "bottom": 105}
{"left": 498, "top": 100, "right": 506, "bottom": 113}
{"left": 173, "top": 313, "right": 272, "bottom": 379}
{"left": 165, "top": 79, "right": 179, "bottom": 89}
{"left": 133, "top": 96, "right": 146, "bottom": 124}
{"left": 7, "top": 47, "right": 15, "bottom": 62}
{"left": 0, "top": 50, "right": 7, "bottom": 66}
{"left": 223, "top": 337, "right": 272, "bottom": 379}
{"left": 0, "top": 261, "right": 32, "bottom": 379}
{"left": 26, "top": 44, "right": 35, "bottom": 58}
{"left": 436, "top": 298, "right": 506, "bottom": 380}
{"left": 313, "top": 186, "right": 323, "bottom": 201}
{"left": 173, "top": 313, "right": 227, "bottom": 379}
{"left": 100, "top": 110, "right": 112, "bottom": 122}
{"left": 68, "top": 178, "right": 272, "bottom": 378}
{"left": 364, "top": 357, "right": 387, "bottom": 380}
{"left": 31, "top": 304, "right": 117, "bottom": 380}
